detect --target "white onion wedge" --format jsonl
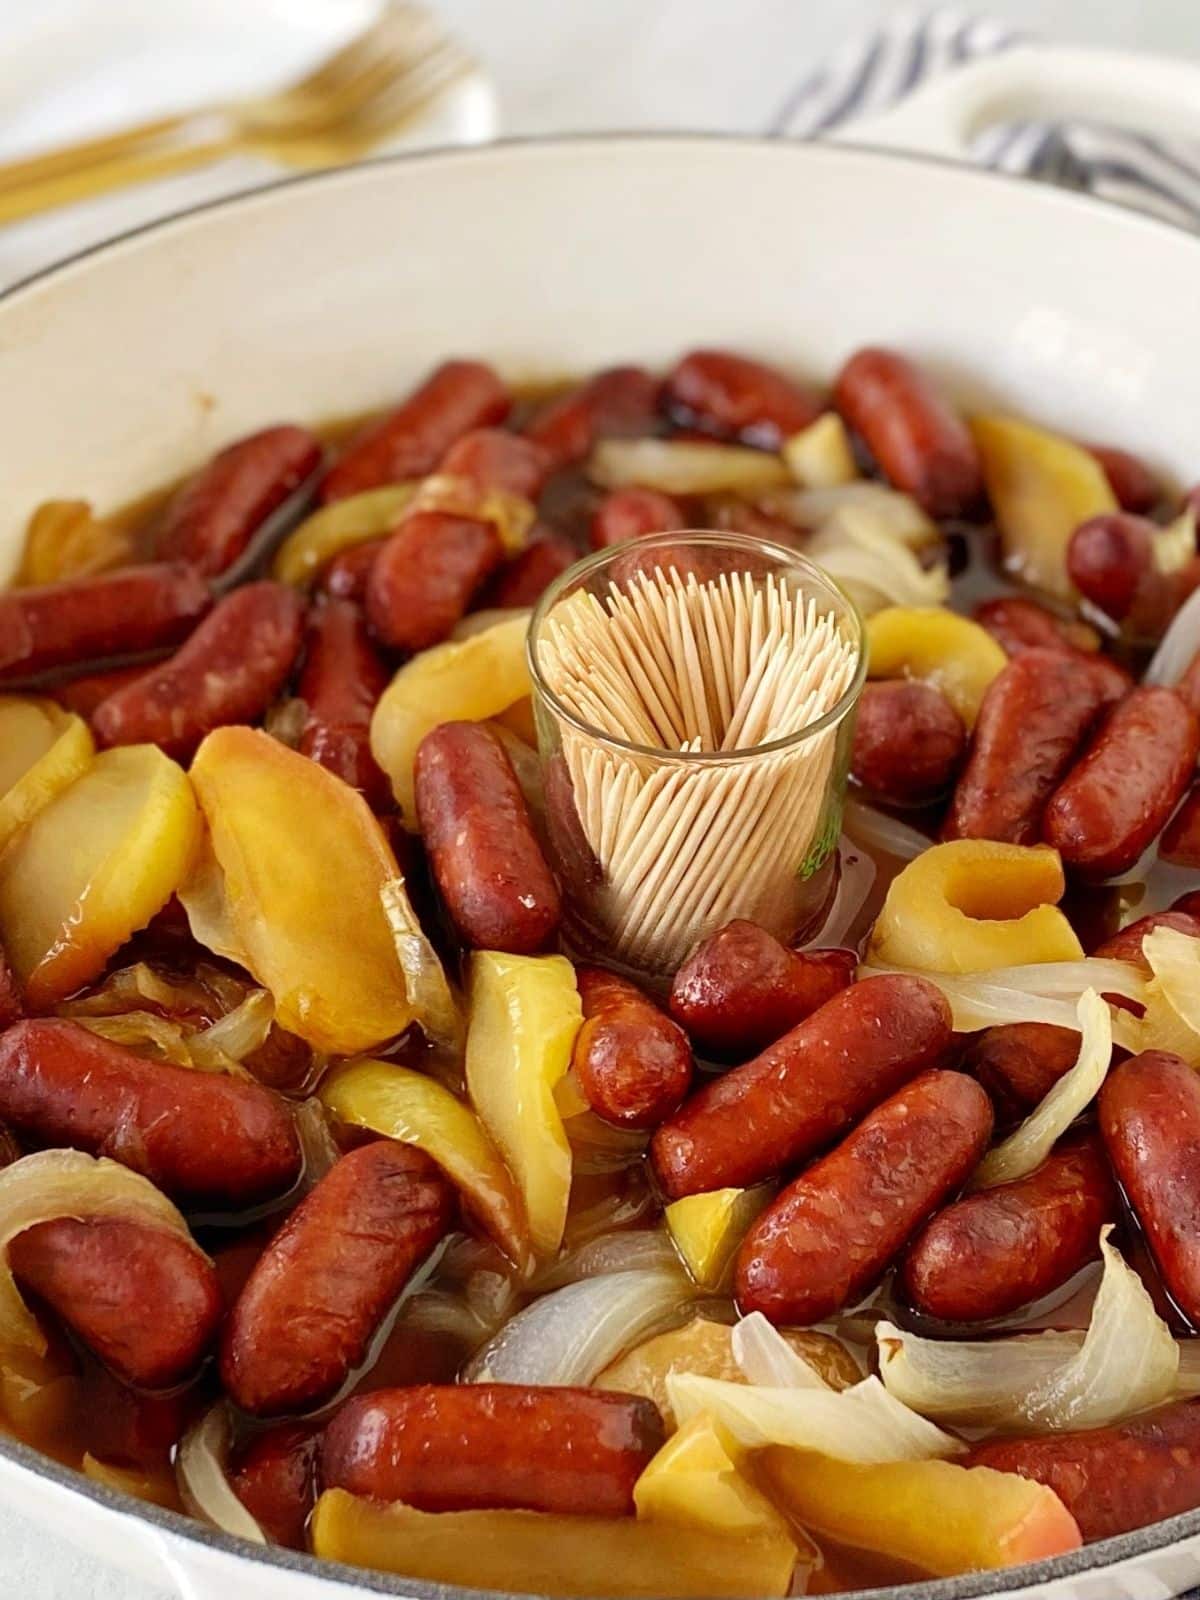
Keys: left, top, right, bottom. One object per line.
{"left": 667, "top": 1371, "right": 964, "bottom": 1462}
{"left": 860, "top": 959, "right": 1146, "bottom": 1036}
{"left": 732, "top": 1312, "right": 830, "bottom": 1389}
{"left": 188, "top": 988, "right": 275, "bottom": 1070}
{"left": 807, "top": 509, "right": 950, "bottom": 616}
{"left": 877, "top": 1229, "right": 1178, "bottom": 1431}
{"left": 177, "top": 1403, "right": 266, "bottom": 1544}
{"left": 971, "top": 989, "right": 1111, "bottom": 1190}
{"left": 1146, "top": 580, "right": 1200, "bottom": 687}
{"left": 463, "top": 1267, "right": 692, "bottom": 1386}
{"left": 757, "top": 482, "right": 937, "bottom": 548}
{"left": 1143, "top": 926, "right": 1200, "bottom": 1039}
{"left": 588, "top": 439, "right": 790, "bottom": 495}
{"left": 0, "top": 1150, "right": 199, "bottom": 1356}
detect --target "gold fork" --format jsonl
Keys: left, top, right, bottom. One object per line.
{"left": 0, "top": 3, "right": 475, "bottom": 224}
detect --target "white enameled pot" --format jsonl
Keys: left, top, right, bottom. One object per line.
{"left": 3, "top": 40, "right": 1200, "bottom": 1600}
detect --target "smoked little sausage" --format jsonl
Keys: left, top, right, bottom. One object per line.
{"left": 50, "top": 662, "right": 155, "bottom": 722}
{"left": 736, "top": 1069, "right": 992, "bottom": 1324}
{"left": 833, "top": 347, "right": 982, "bottom": 518}
{"left": 1066, "top": 513, "right": 1169, "bottom": 629}
{"left": 1085, "top": 442, "right": 1160, "bottom": 515}
{"left": 92, "top": 581, "right": 305, "bottom": 761}
{"left": 961, "top": 1023, "right": 1081, "bottom": 1123}
{"left": 851, "top": 680, "right": 966, "bottom": 807}
{"left": 590, "top": 487, "right": 688, "bottom": 550}
{"left": 0, "top": 563, "right": 211, "bottom": 682}
{"left": 229, "top": 1425, "right": 320, "bottom": 1548}
{"left": 157, "top": 425, "right": 322, "bottom": 577}
{"left": 438, "top": 429, "right": 552, "bottom": 500}
{"left": 661, "top": 350, "right": 823, "bottom": 449}
{"left": 480, "top": 532, "right": 577, "bottom": 609}
{"left": 0, "top": 1019, "right": 301, "bottom": 1209}
{"left": 318, "top": 538, "right": 385, "bottom": 602}
{"left": 973, "top": 596, "right": 1098, "bottom": 659}
{"left": 414, "top": 721, "right": 561, "bottom": 954}
{"left": 968, "top": 1399, "right": 1200, "bottom": 1540}
{"left": 1044, "top": 686, "right": 1200, "bottom": 880}
{"left": 900, "top": 1129, "right": 1116, "bottom": 1323}
{"left": 320, "top": 361, "right": 510, "bottom": 503}
{"left": 650, "top": 974, "right": 953, "bottom": 1200}
{"left": 1093, "top": 910, "right": 1200, "bottom": 968}
{"left": 0, "top": 946, "right": 22, "bottom": 1032}
{"left": 322, "top": 1384, "right": 665, "bottom": 1515}
{"left": 572, "top": 967, "right": 693, "bottom": 1129}
{"left": 221, "top": 1141, "right": 454, "bottom": 1417}
{"left": 366, "top": 512, "right": 504, "bottom": 652}
{"left": 944, "top": 648, "right": 1123, "bottom": 846}
{"left": 1161, "top": 787, "right": 1200, "bottom": 868}
{"left": 1099, "top": 1050, "right": 1200, "bottom": 1326}
{"left": 523, "top": 367, "right": 659, "bottom": 471}
{"left": 8, "top": 1216, "right": 222, "bottom": 1390}
{"left": 668, "top": 920, "right": 856, "bottom": 1061}
{"left": 296, "top": 597, "right": 390, "bottom": 808}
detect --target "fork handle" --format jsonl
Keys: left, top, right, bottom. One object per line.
{"left": 0, "top": 133, "right": 241, "bottom": 225}
{"left": 0, "top": 111, "right": 223, "bottom": 196}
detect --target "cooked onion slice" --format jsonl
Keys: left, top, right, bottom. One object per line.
{"left": 0, "top": 1150, "right": 198, "bottom": 1356}
{"left": 732, "top": 1312, "right": 829, "bottom": 1389}
{"left": 878, "top": 1228, "right": 1178, "bottom": 1431}
{"left": 756, "top": 482, "right": 937, "bottom": 548}
{"left": 667, "top": 1371, "right": 963, "bottom": 1463}
{"left": 463, "top": 1267, "right": 692, "bottom": 1387}
{"left": 861, "top": 959, "right": 1146, "bottom": 1036}
{"left": 971, "top": 989, "right": 1111, "bottom": 1190}
{"left": 1146, "top": 578, "right": 1200, "bottom": 687}
{"left": 807, "top": 510, "right": 949, "bottom": 616}
{"left": 1143, "top": 926, "right": 1200, "bottom": 1038}
{"left": 589, "top": 439, "right": 790, "bottom": 495}
{"left": 188, "top": 989, "right": 275, "bottom": 1070}
{"left": 177, "top": 1403, "right": 266, "bottom": 1544}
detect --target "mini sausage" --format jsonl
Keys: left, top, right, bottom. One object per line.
{"left": 480, "top": 531, "right": 577, "bottom": 609}
{"left": 650, "top": 974, "right": 953, "bottom": 1199}
{"left": 1162, "top": 787, "right": 1200, "bottom": 868}
{"left": 968, "top": 1398, "right": 1200, "bottom": 1540}
{"left": 318, "top": 538, "right": 386, "bottom": 602}
{"left": 669, "top": 921, "right": 856, "bottom": 1060}
{"left": 661, "top": 350, "right": 822, "bottom": 448}
{"left": 1084, "top": 442, "right": 1160, "bottom": 515}
{"left": 851, "top": 680, "right": 966, "bottom": 807}
{"left": 590, "top": 487, "right": 687, "bottom": 549}
{"left": 961, "top": 1023, "right": 1081, "bottom": 1123}
{"left": 1093, "top": 909, "right": 1200, "bottom": 967}
{"left": 900, "top": 1130, "right": 1116, "bottom": 1323}
{"left": 157, "top": 425, "right": 322, "bottom": 576}
{"left": 414, "top": 721, "right": 561, "bottom": 953}
{"left": 439, "top": 429, "right": 552, "bottom": 500}
{"left": 572, "top": 967, "right": 693, "bottom": 1129}
{"left": 50, "top": 662, "right": 156, "bottom": 721}
{"left": 1044, "top": 686, "right": 1200, "bottom": 879}
{"left": 320, "top": 361, "right": 510, "bottom": 503}
{"left": 944, "top": 648, "right": 1124, "bottom": 846}
{"left": 1066, "top": 513, "right": 1172, "bottom": 629}
{"left": 736, "top": 1069, "right": 993, "bottom": 1324}
{"left": 8, "top": 1216, "right": 222, "bottom": 1389}
{"left": 229, "top": 1424, "right": 320, "bottom": 1548}
{"left": 0, "top": 563, "right": 211, "bottom": 682}
{"left": 322, "top": 1384, "right": 665, "bottom": 1515}
{"left": 0, "top": 1019, "right": 301, "bottom": 1209}
{"left": 221, "top": 1141, "right": 454, "bottom": 1416}
{"left": 92, "top": 581, "right": 305, "bottom": 760}
{"left": 366, "top": 512, "right": 505, "bottom": 652}
{"left": 833, "top": 347, "right": 982, "bottom": 518}
{"left": 296, "top": 597, "right": 390, "bottom": 808}
{"left": 523, "top": 367, "right": 659, "bottom": 470}
{"left": 973, "top": 596, "right": 1098, "bottom": 659}
{"left": 1100, "top": 1051, "right": 1200, "bottom": 1326}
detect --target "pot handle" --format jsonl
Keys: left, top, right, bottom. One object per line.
{"left": 823, "top": 43, "right": 1200, "bottom": 160}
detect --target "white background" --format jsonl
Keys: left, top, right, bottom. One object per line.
{"left": 0, "top": 0, "right": 1198, "bottom": 1593}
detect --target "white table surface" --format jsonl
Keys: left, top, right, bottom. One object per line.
{"left": 1, "top": 0, "right": 1198, "bottom": 1592}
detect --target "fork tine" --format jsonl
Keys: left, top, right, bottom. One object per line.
{"left": 336, "top": 41, "right": 476, "bottom": 138}
{"left": 278, "top": 4, "right": 414, "bottom": 100}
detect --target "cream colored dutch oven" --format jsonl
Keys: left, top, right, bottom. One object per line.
{"left": 3, "top": 40, "right": 1200, "bottom": 1600}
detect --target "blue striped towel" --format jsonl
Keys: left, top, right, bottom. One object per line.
{"left": 773, "top": 5, "right": 1200, "bottom": 232}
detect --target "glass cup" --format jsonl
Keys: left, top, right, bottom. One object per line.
{"left": 527, "top": 530, "right": 866, "bottom": 979}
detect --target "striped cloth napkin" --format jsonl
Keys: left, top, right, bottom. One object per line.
{"left": 772, "top": 5, "right": 1200, "bottom": 232}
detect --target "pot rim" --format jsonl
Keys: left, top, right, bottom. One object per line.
{"left": 4, "top": 129, "right": 1200, "bottom": 1598}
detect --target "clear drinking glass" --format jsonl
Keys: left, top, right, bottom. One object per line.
{"left": 527, "top": 530, "right": 866, "bottom": 979}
